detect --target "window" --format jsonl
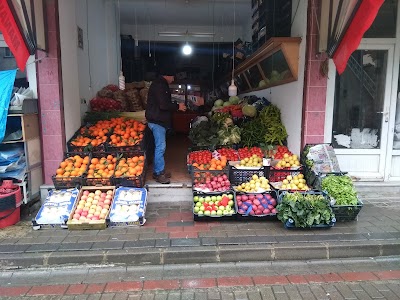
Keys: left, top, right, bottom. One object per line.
{"left": 363, "top": 0, "right": 398, "bottom": 38}
{"left": 4, "top": 48, "right": 13, "bottom": 58}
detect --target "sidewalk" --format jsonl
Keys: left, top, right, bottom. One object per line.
{"left": 1, "top": 258, "right": 400, "bottom": 299}
{"left": 1, "top": 192, "right": 400, "bottom": 268}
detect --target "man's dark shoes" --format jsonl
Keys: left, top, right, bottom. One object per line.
{"left": 154, "top": 173, "right": 171, "bottom": 184}
{"left": 153, "top": 171, "right": 171, "bottom": 180}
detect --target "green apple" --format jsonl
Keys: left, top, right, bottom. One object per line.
{"left": 216, "top": 196, "right": 222, "bottom": 201}
{"left": 215, "top": 201, "right": 220, "bottom": 206}
{"left": 219, "top": 206, "right": 225, "bottom": 211}
{"left": 211, "top": 196, "right": 217, "bottom": 201}
{"left": 204, "top": 210, "right": 211, "bottom": 216}
{"left": 230, "top": 210, "right": 235, "bottom": 214}
{"left": 228, "top": 200, "right": 234, "bottom": 207}
{"left": 193, "top": 196, "right": 199, "bottom": 202}
{"left": 194, "top": 207, "right": 200, "bottom": 213}
{"left": 222, "top": 194, "right": 227, "bottom": 198}
{"left": 211, "top": 211, "right": 217, "bottom": 216}
{"left": 200, "top": 206, "right": 205, "bottom": 212}
{"left": 228, "top": 194, "right": 233, "bottom": 200}
{"left": 205, "top": 196, "right": 211, "bottom": 202}
{"left": 208, "top": 201, "right": 214, "bottom": 206}
{"left": 199, "top": 197, "right": 205, "bottom": 203}
{"left": 198, "top": 211, "right": 204, "bottom": 216}
{"left": 223, "top": 210, "right": 229, "bottom": 215}
{"left": 217, "top": 210, "right": 223, "bottom": 216}
{"left": 195, "top": 202, "right": 202, "bottom": 207}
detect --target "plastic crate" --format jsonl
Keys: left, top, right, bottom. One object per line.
{"left": 229, "top": 164, "right": 268, "bottom": 186}
{"left": 268, "top": 167, "right": 304, "bottom": 183}
{"left": 186, "top": 146, "right": 213, "bottom": 174}
{"left": 52, "top": 152, "right": 91, "bottom": 189}
{"left": 112, "top": 151, "right": 147, "bottom": 188}
{"left": 106, "top": 139, "right": 145, "bottom": 152}
{"left": 284, "top": 218, "right": 335, "bottom": 229}
{"left": 67, "top": 129, "right": 108, "bottom": 153}
{"left": 192, "top": 168, "right": 231, "bottom": 194}
{"left": 235, "top": 190, "right": 279, "bottom": 221}
{"left": 83, "top": 152, "right": 118, "bottom": 187}
{"left": 331, "top": 199, "right": 363, "bottom": 222}
{"left": 192, "top": 190, "right": 236, "bottom": 221}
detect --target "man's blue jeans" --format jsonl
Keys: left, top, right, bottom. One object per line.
{"left": 148, "top": 123, "right": 166, "bottom": 175}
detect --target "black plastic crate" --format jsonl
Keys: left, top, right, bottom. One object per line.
{"left": 186, "top": 146, "right": 213, "bottom": 174}
{"left": 235, "top": 190, "right": 279, "bottom": 221}
{"left": 192, "top": 190, "right": 236, "bottom": 221}
{"left": 52, "top": 152, "right": 91, "bottom": 189}
{"left": 192, "top": 168, "right": 231, "bottom": 194}
{"left": 331, "top": 200, "right": 363, "bottom": 222}
{"left": 83, "top": 152, "right": 118, "bottom": 186}
{"left": 229, "top": 165, "right": 268, "bottom": 186}
{"left": 106, "top": 139, "right": 145, "bottom": 153}
{"left": 268, "top": 167, "right": 303, "bottom": 183}
{"left": 67, "top": 129, "right": 108, "bottom": 153}
{"left": 112, "top": 151, "right": 147, "bottom": 188}
{"left": 284, "top": 218, "right": 335, "bottom": 229}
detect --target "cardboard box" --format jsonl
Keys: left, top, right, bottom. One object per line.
{"left": 67, "top": 186, "right": 115, "bottom": 230}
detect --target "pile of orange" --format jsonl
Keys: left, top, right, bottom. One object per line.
{"left": 114, "top": 155, "right": 145, "bottom": 177}
{"left": 192, "top": 156, "right": 227, "bottom": 171}
{"left": 109, "top": 119, "right": 146, "bottom": 147}
{"left": 55, "top": 155, "right": 90, "bottom": 178}
{"left": 86, "top": 155, "right": 117, "bottom": 179}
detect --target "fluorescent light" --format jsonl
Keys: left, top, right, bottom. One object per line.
{"left": 159, "top": 31, "right": 215, "bottom": 38}
{"left": 182, "top": 44, "right": 192, "bottom": 55}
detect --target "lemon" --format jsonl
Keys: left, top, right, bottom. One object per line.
{"left": 298, "top": 174, "right": 304, "bottom": 179}
{"left": 298, "top": 182, "right": 304, "bottom": 189}
{"left": 292, "top": 155, "right": 298, "bottom": 160}
{"left": 282, "top": 179, "right": 289, "bottom": 185}
{"left": 283, "top": 153, "right": 289, "bottom": 158}
{"left": 287, "top": 175, "right": 293, "bottom": 181}
{"left": 281, "top": 184, "right": 287, "bottom": 189}
{"left": 240, "top": 160, "right": 246, "bottom": 165}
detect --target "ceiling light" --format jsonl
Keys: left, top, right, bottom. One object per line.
{"left": 182, "top": 43, "right": 192, "bottom": 56}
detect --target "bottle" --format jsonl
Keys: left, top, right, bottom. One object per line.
{"left": 119, "top": 71, "right": 125, "bottom": 90}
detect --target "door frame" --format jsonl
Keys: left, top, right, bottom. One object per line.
{"left": 325, "top": 43, "right": 395, "bottom": 180}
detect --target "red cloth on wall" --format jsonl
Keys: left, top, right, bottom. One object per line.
{"left": 333, "top": 0, "right": 384, "bottom": 75}
{"left": 0, "top": 0, "right": 30, "bottom": 71}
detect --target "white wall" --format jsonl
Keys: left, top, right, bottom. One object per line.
{"left": 240, "top": 0, "right": 307, "bottom": 155}
{"left": 59, "top": 0, "right": 120, "bottom": 140}
{"left": 121, "top": 24, "right": 244, "bottom": 43}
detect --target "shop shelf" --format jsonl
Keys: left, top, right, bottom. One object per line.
{"left": 83, "top": 152, "right": 118, "bottom": 187}
{"left": 268, "top": 166, "right": 304, "bottom": 183}
{"left": 192, "top": 190, "right": 236, "bottom": 221}
{"left": 51, "top": 152, "right": 91, "bottom": 189}
{"left": 235, "top": 190, "right": 279, "bottom": 221}
{"left": 112, "top": 151, "right": 147, "bottom": 188}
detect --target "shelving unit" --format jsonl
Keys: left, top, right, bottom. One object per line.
{"left": 0, "top": 113, "right": 42, "bottom": 204}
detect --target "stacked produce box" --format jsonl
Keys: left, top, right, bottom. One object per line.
{"left": 33, "top": 117, "right": 148, "bottom": 230}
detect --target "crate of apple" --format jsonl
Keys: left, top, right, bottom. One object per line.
{"left": 236, "top": 192, "right": 278, "bottom": 219}
{"left": 71, "top": 189, "right": 113, "bottom": 223}
{"left": 193, "top": 193, "right": 236, "bottom": 219}
{"left": 192, "top": 173, "right": 231, "bottom": 193}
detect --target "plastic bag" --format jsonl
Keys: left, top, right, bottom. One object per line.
{"left": 0, "top": 70, "right": 17, "bottom": 142}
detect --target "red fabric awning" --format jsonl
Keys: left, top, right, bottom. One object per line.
{"left": 333, "top": 0, "right": 384, "bottom": 75}
{"left": 0, "top": 0, "right": 30, "bottom": 71}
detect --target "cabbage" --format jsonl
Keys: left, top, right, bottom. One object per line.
{"left": 229, "top": 96, "right": 240, "bottom": 105}
{"left": 242, "top": 105, "right": 257, "bottom": 117}
{"left": 214, "top": 99, "right": 224, "bottom": 107}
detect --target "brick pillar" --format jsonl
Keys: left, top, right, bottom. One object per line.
{"left": 301, "top": 0, "right": 329, "bottom": 146}
{"left": 36, "top": 0, "right": 66, "bottom": 184}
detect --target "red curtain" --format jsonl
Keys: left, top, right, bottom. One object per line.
{"left": 333, "top": 0, "right": 384, "bottom": 75}
{"left": 0, "top": 0, "right": 30, "bottom": 71}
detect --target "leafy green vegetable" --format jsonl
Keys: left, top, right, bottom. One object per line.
{"left": 188, "top": 120, "right": 219, "bottom": 147}
{"left": 217, "top": 126, "right": 242, "bottom": 145}
{"left": 321, "top": 175, "right": 358, "bottom": 206}
{"left": 277, "top": 192, "right": 335, "bottom": 228}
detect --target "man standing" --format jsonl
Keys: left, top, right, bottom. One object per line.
{"left": 145, "top": 66, "right": 186, "bottom": 184}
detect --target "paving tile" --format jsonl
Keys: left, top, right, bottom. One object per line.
{"left": 169, "top": 231, "right": 198, "bottom": 239}
{"left": 181, "top": 278, "right": 217, "bottom": 289}
{"left": 170, "top": 238, "right": 201, "bottom": 247}
{"left": 46, "top": 236, "right": 67, "bottom": 244}
{"left": 27, "top": 285, "right": 68, "bottom": 296}
{"left": 181, "top": 292, "right": 195, "bottom": 300}
{"left": 65, "top": 284, "right": 88, "bottom": 295}
{"left": 274, "top": 235, "right": 311, "bottom": 243}
{"left": 217, "top": 276, "right": 253, "bottom": 287}
{"left": 84, "top": 283, "right": 106, "bottom": 294}
{"left": 15, "top": 237, "right": 50, "bottom": 244}
{"left": 198, "top": 231, "right": 228, "bottom": 238}
{"left": 0, "top": 286, "right": 31, "bottom": 297}
{"left": 58, "top": 242, "right": 94, "bottom": 251}
{"left": 109, "top": 234, "right": 140, "bottom": 241}
{"left": 139, "top": 233, "right": 169, "bottom": 240}
{"left": 246, "top": 236, "right": 276, "bottom": 244}
{"left": 124, "top": 240, "right": 156, "bottom": 248}
{"left": 201, "top": 238, "right": 217, "bottom": 246}
{"left": 25, "top": 243, "right": 59, "bottom": 252}
{"left": 374, "top": 270, "right": 400, "bottom": 280}
{"left": 91, "top": 241, "right": 124, "bottom": 250}
{"left": 359, "top": 282, "right": 385, "bottom": 299}
{"left": 167, "top": 221, "right": 194, "bottom": 227}
{"left": 207, "top": 291, "right": 221, "bottom": 300}
{"left": 282, "top": 286, "right": 301, "bottom": 300}
{"left": 259, "top": 287, "right": 275, "bottom": 300}
{"left": 247, "top": 291, "right": 262, "bottom": 300}
{"left": 155, "top": 239, "right": 171, "bottom": 248}
{"left": 78, "top": 235, "right": 111, "bottom": 243}
{"left": 0, "top": 244, "right": 29, "bottom": 253}
{"left": 339, "top": 272, "right": 379, "bottom": 282}
{"left": 364, "top": 232, "right": 396, "bottom": 240}
{"left": 104, "top": 281, "right": 142, "bottom": 292}
{"left": 216, "top": 237, "right": 248, "bottom": 245}
{"left": 286, "top": 274, "right": 308, "bottom": 284}
{"left": 143, "top": 280, "right": 180, "bottom": 290}
{"left": 253, "top": 276, "right": 289, "bottom": 285}
{"left": 194, "top": 291, "right": 207, "bottom": 300}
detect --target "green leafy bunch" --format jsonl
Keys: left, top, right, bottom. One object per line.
{"left": 277, "top": 192, "right": 335, "bottom": 228}
{"left": 321, "top": 175, "right": 358, "bottom": 206}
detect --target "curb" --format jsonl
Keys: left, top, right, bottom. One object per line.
{"left": 1, "top": 240, "right": 400, "bottom": 269}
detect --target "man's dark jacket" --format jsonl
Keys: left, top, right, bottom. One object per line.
{"left": 145, "top": 76, "right": 178, "bottom": 128}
